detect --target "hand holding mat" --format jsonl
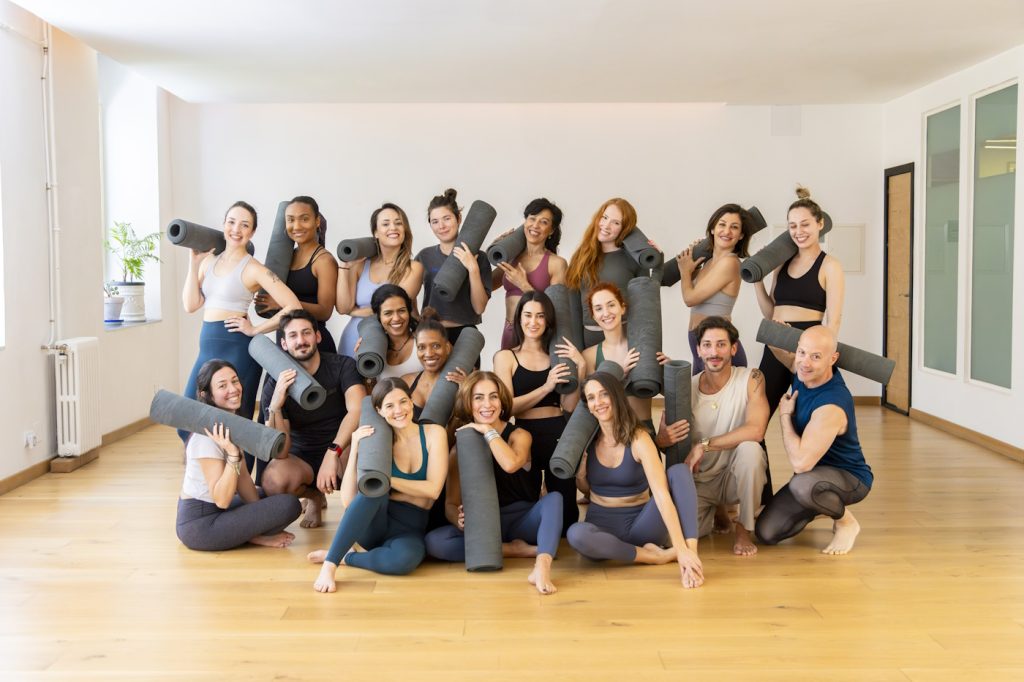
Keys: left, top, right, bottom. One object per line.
{"left": 662, "top": 205, "right": 768, "bottom": 287}
{"left": 741, "top": 211, "right": 833, "bottom": 283}
{"left": 755, "top": 319, "right": 896, "bottom": 384}
{"left": 545, "top": 284, "right": 580, "bottom": 395}
{"left": 356, "top": 396, "right": 392, "bottom": 497}
{"left": 150, "top": 389, "right": 284, "bottom": 461}
{"left": 356, "top": 315, "right": 388, "bottom": 378}
{"left": 167, "top": 218, "right": 255, "bottom": 256}
{"left": 486, "top": 224, "right": 526, "bottom": 266}
{"left": 432, "top": 200, "right": 497, "bottom": 302}
{"left": 662, "top": 360, "right": 693, "bottom": 467}
{"left": 622, "top": 227, "right": 664, "bottom": 269}
{"left": 549, "top": 360, "right": 625, "bottom": 479}
{"left": 418, "top": 327, "right": 485, "bottom": 425}
{"left": 255, "top": 201, "right": 294, "bottom": 317}
{"left": 248, "top": 334, "right": 326, "bottom": 411}
{"left": 625, "top": 276, "right": 663, "bottom": 398}
{"left": 455, "top": 428, "right": 503, "bottom": 571}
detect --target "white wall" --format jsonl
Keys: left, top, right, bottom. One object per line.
{"left": 884, "top": 46, "right": 1024, "bottom": 447}
{"left": 170, "top": 101, "right": 885, "bottom": 396}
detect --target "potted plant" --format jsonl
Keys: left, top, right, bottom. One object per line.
{"left": 103, "top": 281, "right": 124, "bottom": 323}
{"left": 104, "top": 221, "right": 161, "bottom": 323}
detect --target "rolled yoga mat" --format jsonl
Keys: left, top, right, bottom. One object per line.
{"left": 661, "top": 205, "right": 768, "bottom": 287}
{"left": 755, "top": 319, "right": 896, "bottom": 385}
{"left": 336, "top": 237, "right": 379, "bottom": 263}
{"left": 455, "top": 428, "right": 503, "bottom": 571}
{"left": 418, "top": 327, "right": 485, "bottom": 426}
{"left": 625, "top": 276, "right": 663, "bottom": 399}
{"left": 255, "top": 201, "right": 294, "bottom": 317}
{"left": 355, "top": 315, "right": 388, "bottom": 378}
{"left": 356, "top": 395, "right": 392, "bottom": 498}
{"left": 485, "top": 224, "right": 526, "bottom": 266}
{"left": 545, "top": 284, "right": 580, "bottom": 395}
{"left": 247, "top": 334, "right": 327, "bottom": 411}
{"left": 149, "top": 389, "right": 285, "bottom": 461}
{"left": 740, "top": 211, "right": 833, "bottom": 283}
{"left": 622, "top": 227, "right": 664, "bottom": 270}
{"left": 166, "top": 219, "right": 255, "bottom": 256}
{"left": 549, "top": 360, "right": 625, "bottom": 479}
{"left": 662, "top": 360, "right": 693, "bottom": 467}
{"left": 432, "top": 200, "right": 498, "bottom": 302}
{"left": 568, "top": 288, "right": 585, "bottom": 351}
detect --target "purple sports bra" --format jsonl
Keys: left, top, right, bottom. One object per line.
{"left": 502, "top": 250, "right": 552, "bottom": 296}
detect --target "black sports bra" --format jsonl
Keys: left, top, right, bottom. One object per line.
{"left": 510, "top": 351, "right": 561, "bottom": 409}
{"left": 773, "top": 251, "right": 827, "bottom": 313}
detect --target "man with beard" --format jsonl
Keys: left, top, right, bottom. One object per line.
{"left": 261, "top": 310, "right": 366, "bottom": 528}
{"left": 682, "top": 317, "right": 769, "bottom": 556}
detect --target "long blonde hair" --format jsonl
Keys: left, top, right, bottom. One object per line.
{"left": 370, "top": 202, "right": 414, "bottom": 285}
{"left": 566, "top": 198, "right": 638, "bottom": 290}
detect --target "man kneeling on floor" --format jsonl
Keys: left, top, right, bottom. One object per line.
{"left": 755, "top": 325, "right": 872, "bottom": 554}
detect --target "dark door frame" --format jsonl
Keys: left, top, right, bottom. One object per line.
{"left": 882, "top": 162, "right": 915, "bottom": 414}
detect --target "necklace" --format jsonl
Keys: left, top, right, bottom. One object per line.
{"left": 389, "top": 334, "right": 411, "bottom": 355}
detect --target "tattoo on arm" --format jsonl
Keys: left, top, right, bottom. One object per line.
{"left": 265, "top": 268, "right": 281, "bottom": 284}
{"left": 750, "top": 369, "right": 764, "bottom": 387}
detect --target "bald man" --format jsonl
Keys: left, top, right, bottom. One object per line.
{"left": 754, "top": 326, "right": 872, "bottom": 554}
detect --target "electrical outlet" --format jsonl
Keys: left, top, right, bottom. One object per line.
{"left": 23, "top": 431, "right": 40, "bottom": 449}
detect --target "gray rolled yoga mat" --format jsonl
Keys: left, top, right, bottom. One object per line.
{"left": 149, "top": 389, "right": 284, "bottom": 461}
{"left": 545, "top": 284, "right": 580, "bottom": 395}
{"left": 455, "top": 428, "right": 503, "bottom": 571}
{"left": 418, "top": 327, "right": 485, "bottom": 426}
{"left": 433, "top": 200, "right": 498, "bottom": 302}
{"left": 625, "top": 276, "right": 663, "bottom": 399}
{"left": 662, "top": 360, "right": 692, "bottom": 467}
{"left": 355, "top": 315, "right": 388, "bottom": 378}
{"left": 740, "top": 211, "right": 833, "bottom": 283}
{"left": 549, "top": 360, "right": 624, "bottom": 479}
{"left": 568, "top": 289, "right": 585, "bottom": 351}
{"left": 755, "top": 319, "right": 896, "bottom": 385}
{"left": 247, "top": 334, "right": 326, "bottom": 411}
{"left": 661, "top": 205, "right": 768, "bottom": 287}
{"left": 486, "top": 224, "right": 526, "bottom": 266}
{"left": 336, "top": 237, "right": 379, "bottom": 263}
{"left": 622, "top": 227, "right": 664, "bottom": 270}
{"left": 255, "top": 201, "right": 294, "bottom": 317}
{"left": 166, "top": 219, "right": 255, "bottom": 256}
{"left": 356, "top": 395, "right": 392, "bottom": 498}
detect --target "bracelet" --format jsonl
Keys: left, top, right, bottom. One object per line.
{"left": 339, "top": 265, "right": 351, "bottom": 270}
{"left": 484, "top": 428, "right": 500, "bottom": 444}
{"left": 226, "top": 458, "right": 241, "bottom": 475}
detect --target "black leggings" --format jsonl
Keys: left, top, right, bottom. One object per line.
{"left": 755, "top": 466, "right": 870, "bottom": 545}
{"left": 516, "top": 415, "right": 578, "bottom": 536}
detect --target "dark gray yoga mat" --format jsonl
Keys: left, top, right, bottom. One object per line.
{"left": 569, "top": 288, "right": 585, "bottom": 350}
{"left": 663, "top": 360, "right": 692, "bottom": 467}
{"left": 755, "top": 319, "right": 896, "bottom": 385}
{"left": 486, "top": 224, "right": 526, "bottom": 266}
{"left": 356, "top": 395, "right": 392, "bottom": 498}
{"left": 740, "top": 211, "right": 833, "bottom": 283}
{"left": 545, "top": 284, "right": 579, "bottom": 395}
{"left": 166, "top": 218, "right": 255, "bottom": 256}
{"left": 549, "top": 360, "right": 624, "bottom": 479}
{"left": 662, "top": 205, "right": 768, "bottom": 287}
{"left": 255, "top": 201, "right": 294, "bottom": 317}
{"left": 433, "top": 200, "right": 498, "bottom": 302}
{"left": 247, "top": 334, "right": 326, "bottom": 411}
{"left": 455, "top": 428, "right": 503, "bottom": 571}
{"left": 336, "top": 237, "right": 379, "bottom": 262}
{"left": 622, "top": 227, "right": 664, "bottom": 270}
{"left": 625, "top": 276, "right": 663, "bottom": 399}
{"left": 418, "top": 327, "right": 485, "bottom": 425}
{"left": 355, "top": 315, "right": 388, "bottom": 378}
{"left": 149, "top": 389, "right": 284, "bottom": 461}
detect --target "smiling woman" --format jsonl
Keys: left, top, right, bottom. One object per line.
{"left": 370, "top": 284, "right": 423, "bottom": 379}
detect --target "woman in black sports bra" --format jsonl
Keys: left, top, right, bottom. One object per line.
{"left": 753, "top": 186, "right": 845, "bottom": 417}
{"left": 493, "top": 291, "right": 585, "bottom": 536}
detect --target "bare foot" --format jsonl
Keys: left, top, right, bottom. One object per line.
{"left": 527, "top": 554, "right": 557, "bottom": 595}
{"left": 635, "top": 543, "right": 676, "bottom": 565}
{"left": 249, "top": 531, "right": 295, "bottom": 548}
{"left": 677, "top": 546, "right": 705, "bottom": 589}
{"left": 503, "top": 538, "right": 538, "bottom": 558}
{"left": 823, "top": 510, "right": 860, "bottom": 555}
{"left": 300, "top": 489, "right": 326, "bottom": 529}
{"left": 733, "top": 525, "right": 758, "bottom": 556}
{"left": 313, "top": 562, "right": 338, "bottom": 593}
{"left": 713, "top": 503, "right": 734, "bottom": 534}
{"left": 307, "top": 549, "right": 327, "bottom": 564}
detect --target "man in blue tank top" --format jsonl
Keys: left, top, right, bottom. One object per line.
{"left": 754, "top": 326, "right": 872, "bottom": 555}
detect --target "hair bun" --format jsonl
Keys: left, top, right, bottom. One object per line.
{"left": 443, "top": 188, "right": 458, "bottom": 202}
{"left": 420, "top": 306, "right": 441, "bottom": 321}
{"left": 795, "top": 185, "right": 811, "bottom": 200}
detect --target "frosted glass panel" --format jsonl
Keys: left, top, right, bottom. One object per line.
{"left": 923, "top": 106, "right": 960, "bottom": 374}
{"left": 970, "top": 85, "right": 1016, "bottom": 388}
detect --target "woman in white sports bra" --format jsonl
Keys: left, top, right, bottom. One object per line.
{"left": 181, "top": 201, "right": 302, "bottom": 437}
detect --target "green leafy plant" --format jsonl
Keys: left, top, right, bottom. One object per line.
{"left": 104, "top": 221, "right": 161, "bottom": 283}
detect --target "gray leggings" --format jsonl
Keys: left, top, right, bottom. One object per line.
{"left": 566, "top": 464, "right": 699, "bottom": 562}
{"left": 755, "top": 466, "right": 870, "bottom": 545}
{"left": 176, "top": 494, "right": 301, "bottom": 551}
{"left": 424, "top": 494, "right": 564, "bottom": 562}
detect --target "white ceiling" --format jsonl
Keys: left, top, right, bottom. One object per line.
{"left": 11, "top": 0, "right": 1024, "bottom": 104}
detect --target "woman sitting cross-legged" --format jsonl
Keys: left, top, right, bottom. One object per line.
{"left": 308, "top": 377, "right": 448, "bottom": 592}
{"left": 424, "top": 371, "right": 562, "bottom": 595}
{"left": 567, "top": 371, "right": 705, "bottom": 588}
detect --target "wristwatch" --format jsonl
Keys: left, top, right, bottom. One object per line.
{"left": 698, "top": 437, "right": 711, "bottom": 449}
{"left": 327, "top": 443, "right": 343, "bottom": 456}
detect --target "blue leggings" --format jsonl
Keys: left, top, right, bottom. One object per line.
{"left": 180, "top": 321, "right": 262, "bottom": 442}
{"left": 567, "top": 464, "right": 698, "bottom": 562}
{"left": 688, "top": 327, "right": 748, "bottom": 374}
{"left": 325, "top": 494, "right": 429, "bottom": 575}
{"left": 424, "top": 494, "right": 563, "bottom": 562}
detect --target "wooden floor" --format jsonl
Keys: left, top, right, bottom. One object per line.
{"left": 2, "top": 407, "right": 1024, "bottom": 681}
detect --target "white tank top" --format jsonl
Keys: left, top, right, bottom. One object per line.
{"left": 690, "top": 366, "right": 752, "bottom": 482}
{"left": 201, "top": 253, "right": 254, "bottom": 311}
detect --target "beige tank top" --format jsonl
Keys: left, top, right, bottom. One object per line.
{"left": 690, "top": 366, "right": 752, "bottom": 483}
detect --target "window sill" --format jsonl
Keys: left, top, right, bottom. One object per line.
{"left": 104, "top": 318, "right": 163, "bottom": 332}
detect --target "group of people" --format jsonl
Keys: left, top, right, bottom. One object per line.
{"left": 174, "top": 187, "right": 873, "bottom": 594}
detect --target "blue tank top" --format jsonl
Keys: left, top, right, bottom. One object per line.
{"left": 585, "top": 438, "right": 649, "bottom": 497}
{"left": 391, "top": 424, "right": 429, "bottom": 481}
{"left": 791, "top": 370, "right": 873, "bottom": 487}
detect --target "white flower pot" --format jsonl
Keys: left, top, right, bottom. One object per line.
{"left": 104, "top": 296, "right": 125, "bottom": 322}
{"left": 114, "top": 282, "right": 146, "bottom": 322}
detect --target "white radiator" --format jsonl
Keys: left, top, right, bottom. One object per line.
{"left": 53, "top": 337, "right": 102, "bottom": 457}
